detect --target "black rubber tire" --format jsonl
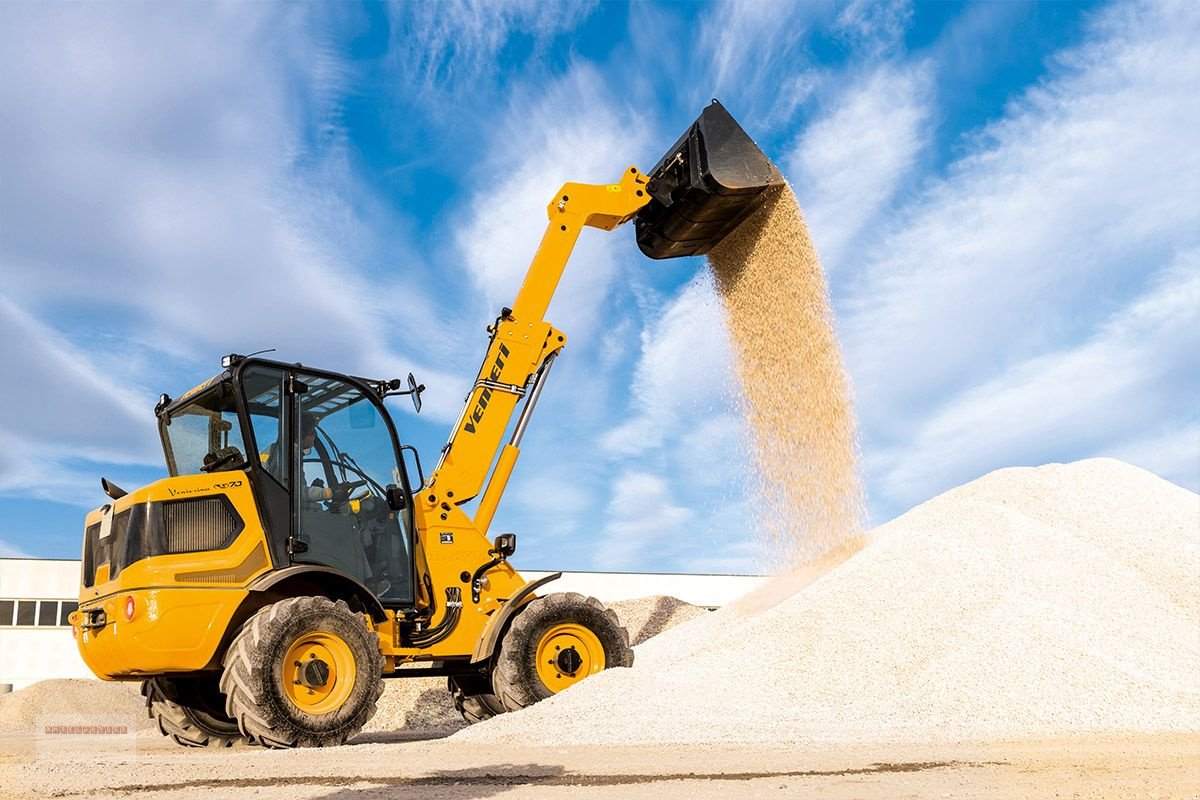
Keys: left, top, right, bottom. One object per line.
{"left": 219, "top": 596, "right": 384, "bottom": 748}
{"left": 492, "top": 592, "right": 633, "bottom": 713}
{"left": 143, "top": 676, "right": 246, "bottom": 748}
{"left": 447, "top": 674, "right": 505, "bottom": 725}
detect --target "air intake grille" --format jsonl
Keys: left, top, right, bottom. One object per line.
{"left": 163, "top": 497, "right": 241, "bottom": 554}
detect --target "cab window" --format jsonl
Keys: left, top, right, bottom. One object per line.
{"left": 162, "top": 383, "right": 248, "bottom": 476}
{"left": 241, "top": 366, "right": 288, "bottom": 488}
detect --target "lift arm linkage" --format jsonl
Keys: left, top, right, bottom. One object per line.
{"left": 430, "top": 167, "right": 651, "bottom": 527}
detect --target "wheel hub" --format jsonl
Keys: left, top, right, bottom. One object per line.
{"left": 282, "top": 632, "right": 355, "bottom": 715}
{"left": 299, "top": 658, "right": 331, "bottom": 689}
{"left": 555, "top": 646, "right": 583, "bottom": 675}
{"left": 534, "top": 623, "right": 606, "bottom": 694}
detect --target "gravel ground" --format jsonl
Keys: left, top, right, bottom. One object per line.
{"left": 0, "top": 679, "right": 149, "bottom": 735}
{"left": 459, "top": 459, "right": 1200, "bottom": 745}
{"left": 4, "top": 731, "right": 1196, "bottom": 799}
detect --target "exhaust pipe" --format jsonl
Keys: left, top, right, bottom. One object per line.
{"left": 635, "top": 99, "right": 784, "bottom": 260}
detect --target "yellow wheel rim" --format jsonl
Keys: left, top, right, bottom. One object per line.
{"left": 534, "top": 623, "right": 606, "bottom": 694}
{"left": 282, "top": 631, "right": 356, "bottom": 715}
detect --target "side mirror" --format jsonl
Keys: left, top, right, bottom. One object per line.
{"left": 492, "top": 533, "right": 517, "bottom": 559}
{"left": 385, "top": 485, "right": 408, "bottom": 511}
{"left": 407, "top": 372, "right": 424, "bottom": 414}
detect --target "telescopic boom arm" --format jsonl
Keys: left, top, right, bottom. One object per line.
{"left": 430, "top": 166, "right": 653, "bottom": 531}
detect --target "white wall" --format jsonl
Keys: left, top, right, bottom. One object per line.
{"left": 0, "top": 558, "right": 765, "bottom": 690}
{"left": 1, "top": 559, "right": 92, "bottom": 690}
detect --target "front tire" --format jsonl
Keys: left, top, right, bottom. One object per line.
{"left": 143, "top": 676, "right": 245, "bottom": 748}
{"left": 220, "top": 596, "right": 384, "bottom": 748}
{"left": 447, "top": 674, "right": 505, "bottom": 725}
{"left": 492, "top": 592, "right": 632, "bottom": 712}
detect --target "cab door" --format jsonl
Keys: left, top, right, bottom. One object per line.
{"left": 289, "top": 371, "right": 415, "bottom": 606}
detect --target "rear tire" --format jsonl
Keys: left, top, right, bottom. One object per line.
{"left": 220, "top": 596, "right": 384, "bottom": 748}
{"left": 143, "top": 676, "right": 245, "bottom": 748}
{"left": 447, "top": 674, "right": 505, "bottom": 725}
{"left": 492, "top": 592, "right": 632, "bottom": 712}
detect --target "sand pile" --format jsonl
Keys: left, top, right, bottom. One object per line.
{"left": 459, "top": 459, "right": 1200, "bottom": 745}
{"left": 606, "top": 595, "right": 709, "bottom": 646}
{"left": 708, "top": 185, "right": 865, "bottom": 566}
{"left": 0, "top": 679, "right": 149, "bottom": 734}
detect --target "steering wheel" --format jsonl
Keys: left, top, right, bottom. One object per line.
{"left": 201, "top": 447, "right": 244, "bottom": 473}
{"left": 328, "top": 479, "right": 368, "bottom": 505}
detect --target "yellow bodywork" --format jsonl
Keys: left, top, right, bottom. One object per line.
{"left": 73, "top": 167, "right": 653, "bottom": 682}
{"left": 73, "top": 472, "right": 268, "bottom": 679}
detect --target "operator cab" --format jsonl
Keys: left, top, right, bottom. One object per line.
{"left": 158, "top": 357, "right": 420, "bottom": 607}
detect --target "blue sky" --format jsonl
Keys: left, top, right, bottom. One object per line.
{"left": 1, "top": 0, "right": 1196, "bottom": 572}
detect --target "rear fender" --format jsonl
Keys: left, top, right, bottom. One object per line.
{"left": 244, "top": 565, "right": 387, "bottom": 622}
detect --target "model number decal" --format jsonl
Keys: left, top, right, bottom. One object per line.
{"left": 167, "top": 480, "right": 242, "bottom": 497}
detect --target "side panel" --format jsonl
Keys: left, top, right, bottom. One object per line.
{"left": 74, "top": 472, "right": 273, "bottom": 678}
{"left": 75, "top": 587, "right": 249, "bottom": 679}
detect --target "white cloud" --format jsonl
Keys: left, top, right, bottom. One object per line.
{"left": 594, "top": 471, "right": 694, "bottom": 571}
{"left": 676, "top": 413, "right": 749, "bottom": 490}
{"left": 0, "top": 4, "right": 474, "bottom": 505}
{"left": 786, "top": 65, "right": 931, "bottom": 270}
{"left": 0, "top": 297, "right": 158, "bottom": 464}
{"left": 505, "top": 472, "right": 594, "bottom": 544}
{"left": 387, "top": 0, "right": 597, "bottom": 102}
{"left": 836, "top": 0, "right": 1200, "bottom": 515}
{"left": 875, "top": 250, "right": 1200, "bottom": 511}
{"left": 592, "top": 276, "right": 763, "bottom": 573}
{"left": 833, "top": 0, "right": 913, "bottom": 54}
{"left": 843, "top": 0, "right": 1200, "bottom": 423}
{"left": 456, "top": 65, "right": 652, "bottom": 344}
{"left": 679, "top": 538, "right": 762, "bottom": 576}
{"left": 694, "top": 0, "right": 827, "bottom": 125}
{"left": 602, "top": 275, "right": 735, "bottom": 455}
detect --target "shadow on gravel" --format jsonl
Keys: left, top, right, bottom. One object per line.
{"left": 313, "top": 764, "right": 568, "bottom": 800}
{"left": 93, "top": 760, "right": 977, "bottom": 798}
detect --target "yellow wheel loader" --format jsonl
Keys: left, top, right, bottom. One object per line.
{"left": 70, "top": 100, "right": 782, "bottom": 748}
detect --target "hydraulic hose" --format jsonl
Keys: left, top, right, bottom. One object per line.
{"left": 405, "top": 587, "right": 462, "bottom": 648}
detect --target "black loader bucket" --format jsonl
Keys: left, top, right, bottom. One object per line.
{"left": 635, "top": 99, "right": 784, "bottom": 260}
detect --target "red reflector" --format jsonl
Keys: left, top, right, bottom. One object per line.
{"left": 124, "top": 596, "right": 135, "bottom": 621}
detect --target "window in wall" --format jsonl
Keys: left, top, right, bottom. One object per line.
{"left": 15, "top": 600, "right": 36, "bottom": 626}
{"left": 59, "top": 601, "right": 78, "bottom": 626}
{"left": 0, "top": 600, "right": 13, "bottom": 626}
{"left": 37, "top": 601, "right": 59, "bottom": 627}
